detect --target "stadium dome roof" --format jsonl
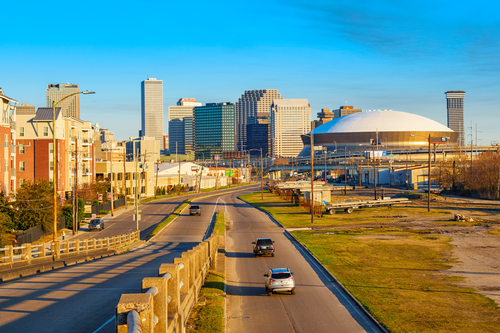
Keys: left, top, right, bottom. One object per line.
{"left": 312, "top": 110, "right": 453, "bottom": 134}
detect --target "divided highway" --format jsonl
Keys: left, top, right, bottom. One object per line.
{"left": 0, "top": 185, "right": 382, "bottom": 332}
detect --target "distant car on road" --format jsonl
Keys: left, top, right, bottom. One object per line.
{"left": 264, "top": 268, "right": 295, "bottom": 296}
{"left": 189, "top": 205, "right": 201, "bottom": 216}
{"left": 253, "top": 238, "right": 275, "bottom": 257}
{"left": 88, "top": 219, "right": 105, "bottom": 231}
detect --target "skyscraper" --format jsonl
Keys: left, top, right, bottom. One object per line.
{"left": 46, "top": 83, "right": 80, "bottom": 118}
{"left": 168, "top": 98, "right": 201, "bottom": 154}
{"left": 445, "top": 90, "right": 465, "bottom": 146}
{"left": 235, "top": 89, "right": 282, "bottom": 151}
{"left": 194, "top": 102, "right": 235, "bottom": 159}
{"left": 270, "top": 99, "right": 311, "bottom": 157}
{"left": 141, "top": 78, "right": 163, "bottom": 148}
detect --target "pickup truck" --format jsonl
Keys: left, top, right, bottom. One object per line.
{"left": 189, "top": 205, "right": 201, "bottom": 216}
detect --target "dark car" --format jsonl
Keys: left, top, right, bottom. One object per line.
{"left": 253, "top": 238, "right": 275, "bottom": 257}
{"left": 189, "top": 205, "right": 201, "bottom": 216}
{"left": 88, "top": 218, "right": 105, "bottom": 231}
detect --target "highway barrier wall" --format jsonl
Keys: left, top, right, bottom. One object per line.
{"left": 0, "top": 230, "right": 140, "bottom": 271}
{"left": 115, "top": 229, "right": 220, "bottom": 333}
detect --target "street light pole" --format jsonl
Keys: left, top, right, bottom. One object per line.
{"left": 428, "top": 134, "right": 431, "bottom": 212}
{"left": 52, "top": 90, "right": 95, "bottom": 242}
{"left": 260, "top": 148, "right": 263, "bottom": 200}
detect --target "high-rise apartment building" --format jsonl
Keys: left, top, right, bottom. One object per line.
{"left": 46, "top": 83, "right": 80, "bottom": 118}
{"left": 235, "top": 89, "right": 282, "bottom": 151}
{"left": 445, "top": 90, "right": 465, "bottom": 146}
{"left": 270, "top": 99, "right": 311, "bottom": 157}
{"left": 168, "top": 98, "right": 201, "bottom": 154}
{"left": 141, "top": 78, "right": 163, "bottom": 148}
{"left": 194, "top": 103, "right": 235, "bottom": 159}
{"left": 247, "top": 115, "right": 270, "bottom": 156}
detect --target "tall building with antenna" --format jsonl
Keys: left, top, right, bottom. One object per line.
{"left": 445, "top": 90, "right": 465, "bottom": 146}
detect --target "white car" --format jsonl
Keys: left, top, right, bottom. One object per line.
{"left": 264, "top": 268, "right": 295, "bottom": 296}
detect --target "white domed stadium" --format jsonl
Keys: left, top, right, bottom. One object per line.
{"left": 299, "top": 110, "right": 458, "bottom": 156}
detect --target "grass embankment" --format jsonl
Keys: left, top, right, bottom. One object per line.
{"left": 147, "top": 201, "right": 191, "bottom": 237}
{"left": 293, "top": 229, "right": 500, "bottom": 332}
{"left": 187, "top": 212, "right": 225, "bottom": 332}
{"left": 239, "top": 191, "right": 450, "bottom": 228}
{"left": 239, "top": 191, "right": 500, "bottom": 332}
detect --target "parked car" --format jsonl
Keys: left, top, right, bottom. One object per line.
{"left": 252, "top": 238, "right": 275, "bottom": 257}
{"left": 189, "top": 205, "right": 201, "bottom": 216}
{"left": 88, "top": 218, "right": 105, "bottom": 231}
{"left": 264, "top": 268, "right": 295, "bottom": 296}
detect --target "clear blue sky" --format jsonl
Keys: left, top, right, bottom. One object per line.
{"left": 2, "top": 0, "right": 500, "bottom": 144}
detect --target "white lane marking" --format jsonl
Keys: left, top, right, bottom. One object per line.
{"left": 211, "top": 197, "right": 228, "bottom": 216}
{"left": 93, "top": 315, "right": 115, "bottom": 333}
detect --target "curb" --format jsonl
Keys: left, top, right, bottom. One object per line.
{"left": 241, "top": 198, "right": 388, "bottom": 333}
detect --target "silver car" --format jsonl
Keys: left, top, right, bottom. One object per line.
{"left": 264, "top": 268, "right": 295, "bottom": 296}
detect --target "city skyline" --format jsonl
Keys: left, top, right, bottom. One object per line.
{"left": 2, "top": 1, "right": 499, "bottom": 144}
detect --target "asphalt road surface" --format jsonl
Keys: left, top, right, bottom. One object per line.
{"left": 223, "top": 191, "right": 383, "bottom": 333}
{"left": 0, "top": 188, "right": 242, "bottom": 333}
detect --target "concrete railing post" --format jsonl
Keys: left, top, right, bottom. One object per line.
{"left": 38, "top": 242, "right": 46, "bottom": 258}
{"left": 116, "top": 294, "right": 154, "bottom": 333}
{"left": 22, "top": 243, "right": 32, "bottom": 264}
{"left": 84, "top": 239, "right": 89, "bottom": 251}
{"left": 174, "top": 258, "right": 190, "bottom": 295}
{"left": 158, "top": 263, "right": 180, "bottom": 315}
{"left": 54, "top": 241, "right": 61, "bottom": 260}
{"left": 182, "top": 252, "right": 195, "bottom": 287}
{"left": 142, "top": 277, "right": 168, "bottom": 333}
{"left": 104, "top": 237, "right": 109, "bottom": 249}
{"left": 5, "top": 245, "right": 13, "bottom": 263}
{"left": 75, "top": 240, "right": 80, "bottom": 254}
{"left": 64, "top": 241, "right": 70, "bottom": 254}
{"left": 91, "top": 239, "right": 96, "bottom": 251}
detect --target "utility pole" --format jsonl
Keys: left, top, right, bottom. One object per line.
{"left": 73, "top": 137, "right": 78, "bottom": 235}
{"left": 135, "top": 147, "right": 139, "bottom": 230}
{"left": 178, "top": 154, "right": 181, "bottom": 195}
{"left": 310, "top": 127, "right": 314, "bottom": 224}
{"left": 260, "top": 148, "right": 263, "bottom": 200}
{"left": 155, "top": 158, "right": 159, "bottom": 199}
{"left": 123, "top": 154, "right": 127, "bottom": 209}
{"left": 344, "top": 148, "right": 347, "bottom": 195}
{"left": 110, "top": 149, "right": 114, "bottom": 217}
{"left": 215, "top": 158, "right": 219, "bottom": 190}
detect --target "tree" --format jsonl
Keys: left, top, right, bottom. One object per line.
{"left": 13, "top": 180, "right": 53, "bottom": 232}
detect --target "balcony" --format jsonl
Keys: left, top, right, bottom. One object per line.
{"left": 10, "top": 168, "right": 16, "bottom": 179}
{"left": 82, "top": 139, "right": 93, "bottom": 146}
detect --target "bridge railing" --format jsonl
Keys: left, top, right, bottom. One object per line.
{"left": 0, "top": 230, "right": 140, "bottom": 269}
{"left": 115, "top": 229, "right": 220, "bottom": 333}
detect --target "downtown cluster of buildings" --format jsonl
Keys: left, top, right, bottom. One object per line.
{"left": 0, "top": 79, "right": 467, "bottom": 200}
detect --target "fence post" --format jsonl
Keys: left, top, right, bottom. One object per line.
{"left": 38, "top": 242, "right": 46, "bottom": 258}
{"left": 142, "top": 277, "right": 168, "bottom": 333}
{"left": 104, "top": 237, "right": 109, "bottom": 249}
{"left": 22, "top": 243, "right": 32, "bottom": 264}
{"left": 181, "top": 252, "right": 196, "bottom": 287}
{"left": 54, "top": 241, "right": 61, "bottom": 260}
{"left": 174, "top": 257, "right": 190, "bottom": 295}
{"left": 5, "top": 245, "right": 13, "bottom": 263}
{"left": 75, "top": 240, "right": 80, "bottom": 254}
{"left": 116, "top": 294, "right": 154, "bottom": 333}
{"left": 64, "top": 241, "right": 70, "bottom": 254}
{"left": 158, "top": 263, "right": 180, "bottom": 318}
{"left": 90, "top": 239, "right": 96, "bottom": 251}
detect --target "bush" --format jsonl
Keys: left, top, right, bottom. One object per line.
{"left": 99, "top": 210, "right": 109, "bottom": 215}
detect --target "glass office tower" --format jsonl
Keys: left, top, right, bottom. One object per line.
{"left": 194, "top": 102, "right": 235, "bottom": 159}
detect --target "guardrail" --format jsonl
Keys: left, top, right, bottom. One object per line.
{"left": 0, "top": 230, "right": 140, "bottom": 270}
{"left": 115, "top": 229, "right": 220, "bottom": 333}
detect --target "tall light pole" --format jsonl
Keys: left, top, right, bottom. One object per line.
{"left": 52, "top": 90, "right": 95, "bottom": 242}
{"left": 309, "top": 127, "right": 314, "bottom": 224}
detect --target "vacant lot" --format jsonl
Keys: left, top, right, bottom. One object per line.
{"left": 240, "top": 188, "right": 500, "bottom": 332}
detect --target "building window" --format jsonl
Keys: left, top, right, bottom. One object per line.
{"left": 44, "top": 127, "right": 49, "bottom": 136}
{"left": 49, "top": 143, "right": 53, "bottom": 154}
{"left": 19, "top": 161, "right": 25, "bottom": 172}
{"left": 4, "top": 134, "right": 8, "bottom": 145}
{"left": 4, "top": 159, "right": 8, "bottom": 172}
{"left": 19, "top": 179, "right": 25, "bottom": 187}
{"left": 50, "top": 161, "right": 54, "bottom": 171}
{"left": 19, "top": 127, "right": 25, "bottom": 137}
{"left": 19, "top": 144, "right": 24, "bottom": 154}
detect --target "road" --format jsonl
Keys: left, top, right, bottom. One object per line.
{"left": 0, "top": 187, "right": 241, "bottom": 333}
{"left": 224, "top": 192, "right": 382, "bottom": 332}
{"left": 0, "top": 185, "right": 381, "bottom": 332}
